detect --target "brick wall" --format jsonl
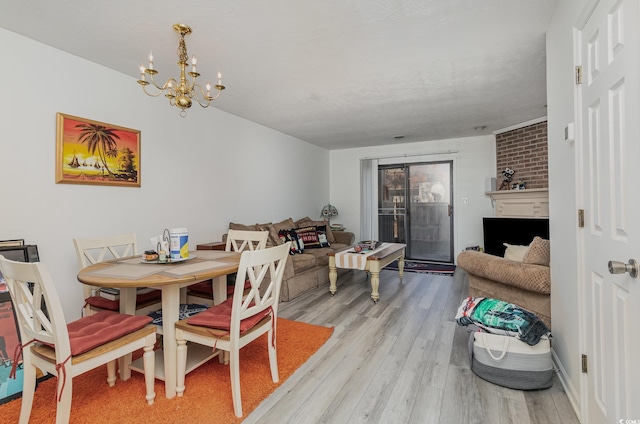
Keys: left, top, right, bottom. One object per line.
{"left": 495, "top": 121, "right": 548, "bottom": 189}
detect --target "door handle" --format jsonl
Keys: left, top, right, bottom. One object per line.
{"left": 608, "top": 259, "right": 638, "bottom": 278}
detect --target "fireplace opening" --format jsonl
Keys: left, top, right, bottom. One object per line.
{"left": 482, "top": 217, "right": 549, "bottom": 257}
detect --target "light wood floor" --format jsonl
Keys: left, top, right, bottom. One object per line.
{"left": 244, "top": 268, "right": 580, "bottom": 424}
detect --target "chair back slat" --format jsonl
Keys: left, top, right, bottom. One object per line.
{"left": 225, "top": 230, "right": 269, "bottom": 253}
{"left": 0, "top": 255, "right": 71, "bottom": 360}
{"left": 74, "top": 233, "right": 138, "bottom": 268}
{"left": 231, "top": 243, "right": 290, "bottom": 332}
{"left": 73, "top": 233, "right": 138, "bottom": 309}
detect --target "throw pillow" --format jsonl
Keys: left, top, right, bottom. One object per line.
{"left": 229, "top": 222, "right": 258, "bottom": 231}
{"left": 256, "top": 222, "right": 277, "bottom": 247}
{"left": 296, "top": 225, "right": 331, "bottom": 248}
{"left": 523, "top": 236, "right": 550, "bottom": 266}
{"left": 295, "top": 226, "right": 320, "bottom": 248}
{"left": 503, "top": 243, "right": 529, "bottom": 262}
{"left": 271, "top": 218, "right": 295, "bottom": 246}
{"left": 295, "top": 217, "right": 336, "bottom": 243}
{"left": 315, "top": 225, "right": 331, "bottom": 247}
{"left": 278, "top": 229, "right": 303, "bottom": 254}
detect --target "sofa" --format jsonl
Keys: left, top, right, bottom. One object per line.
{"left": 456, "top": 236, "right": 551, "bottom": 327}
{"left": 223, "top": 217, "right": 355, "bottom": 302}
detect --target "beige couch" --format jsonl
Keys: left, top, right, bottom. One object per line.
{"left": 456, "top": 236, "right": 551, "bottom": 327}
{"left": 225, "top": 217, "right": 355, "bottom": 301}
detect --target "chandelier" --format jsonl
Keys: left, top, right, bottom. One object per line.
{"left": 137, "top": 24, "right": 225, "bottom": 117}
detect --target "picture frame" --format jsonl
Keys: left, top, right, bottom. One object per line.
{"left": 56, "top": 113, "right": 141, "bottom": 187}
{"left": 0, "top": 239, "right": 23, "bottom": 248}
{"left": 0, "top": 244, "right": 50, "bottom": 405}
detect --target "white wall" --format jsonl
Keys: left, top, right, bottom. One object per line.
{"left": 329, "top": 135, "right": 496, "bottom": 257}
{"left": 0, "top": 28, "right": 329, "bottom": 320}
{"left": 546, "top": 0, "right": 584, "bottom": 416}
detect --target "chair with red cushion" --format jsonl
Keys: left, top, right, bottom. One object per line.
{"left": 186, "top": 229, "right": 269, "bottom": 305}
{"left": 0, "top": 255, "right": 157, "bottom": 424}
{"left": 176, "top": 242, "right": 291, "bottom": 417}
{"left": 74, "top": 233, "right": 162, "bottom": 316}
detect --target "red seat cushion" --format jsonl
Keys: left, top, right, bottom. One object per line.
{"left": 187, "top": 279, "right": 252, "bottom": 297}
{"left": 67, "top": 311, "right": 153, "bottom": 356}
{"left": 187, "top": 298, "right": 271, "bottom": 334}
{"left": 85, "top": 296, "right": 119, "bottom": 311}
{"left": 228, "top": 280, "right": 251, "bottom": 296}
{"left": 85, "top": 289, "right": 162, "bottom": 311}
{"left": 188, "top": 280, "right": 214, "bottom": 296}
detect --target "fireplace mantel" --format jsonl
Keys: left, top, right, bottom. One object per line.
{"left": 486, "top": 188, "right": 549, "bottom": 218}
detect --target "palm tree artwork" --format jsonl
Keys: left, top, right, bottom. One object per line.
{"left": 76, "top": 123, "right": 120, "bottom": 177}
{"left": 56, "top": 113, "right": 140, "bottom": 187}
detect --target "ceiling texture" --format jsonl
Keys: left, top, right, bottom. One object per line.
{"left": 0, "top": 1, "right": 558, "bottom": 150}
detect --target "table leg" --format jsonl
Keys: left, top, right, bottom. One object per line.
{"left": 329, "top": 256, "right": 338, "bottom": 295}
{"left": 369, "top": 262, "right": 381, "bottom": 303}
{"left": 398, "top": 250, "right": 405, "bottom": 281}
{"left": 119, "top": 287, "right": 136, "bottom": 380}
{"left": 211, "top": 275, "right": 227, "bottom": 306}
{"left": 161, "top": 285, "right": 180, "bottom": 399}
{"left": 211, "top": 275, "right": 229, "bottom": 363}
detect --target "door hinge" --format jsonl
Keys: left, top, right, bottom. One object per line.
{"left": 448, "top": 204, "right": 453, "bottom": 217}
{"left": 578, "top": 209, "right": 585, "bottom": 228}
{"left": 576, "top": 66, "right": 583, "bottom": 85}
{"left": 582, "top": 354, "right": 588, "bottom": 373}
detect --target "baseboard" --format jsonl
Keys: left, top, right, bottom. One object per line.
{"left": 551, "top": 347, "right": 582, "bottom": 422}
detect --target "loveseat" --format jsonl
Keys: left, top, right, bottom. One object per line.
{"left": 456, "top": 236, "right": 551, "bottom": 327}
{"left": 224, "top": 217, "right": 355, "bottom": 302}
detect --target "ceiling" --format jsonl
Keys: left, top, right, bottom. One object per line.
{"left": 0, "top": 1, "right": 558, "bottom": 150}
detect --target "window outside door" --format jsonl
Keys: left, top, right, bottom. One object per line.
{"left": 378, "top": 161, "right": 453, "bottom": 263}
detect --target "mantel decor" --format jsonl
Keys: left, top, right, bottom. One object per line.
{"left": 56, "top": 113, "right": 141, "bottom": 187}
{"left": 486, "top": 188, "right": 549, "bottom": 217}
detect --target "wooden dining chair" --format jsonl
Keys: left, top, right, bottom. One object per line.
{"left": 186, "top": 229, "right": 269, "bottom": 305}
{"left": 73, "top": 233, "right": 162, "bottom": 316}
{"left": 176, "top": 242, "right": 291, "bottom": 417}
{"left": 0, "top": 255, "right": 157, "bottom": 424}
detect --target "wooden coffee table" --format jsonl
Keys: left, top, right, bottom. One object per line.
{"left": 328, "top": 243, "right": 406, "bottom": 303}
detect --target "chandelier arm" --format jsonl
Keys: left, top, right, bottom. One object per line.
{"left": 148, "top": 74, "right": 179, "bottom": 93}
{"left": 138, "top": 23, "right": 225, "bottom": 115}
{"left": 191, "top": 83, "right": 218, "bottom": 105}
{"left": 140, "top": 85, "right": 169, "bottom": 98}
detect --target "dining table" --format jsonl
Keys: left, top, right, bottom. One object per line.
{"left": 76, "top": 249, "right": 240, "bottom": 399}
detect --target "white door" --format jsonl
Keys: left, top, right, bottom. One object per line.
{"left": 577, "top": 0, "right": 640, "bottom": 422}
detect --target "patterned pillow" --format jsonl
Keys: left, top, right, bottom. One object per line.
{"left": 270, "top": 218, "right": 295, "bottom": 246}
{"left": 315, "top": 225, "right": 331, "bottom": 247}
{"left": 523, "top": 236, "right": 550, "bottom": 266}
{"left": 278, "top": 229, "right": 303, "bottom": 254}
{"left": 295, "top": 218, "right": 336, "bottom": 243}
{"left": 296, "top": 226, "right": 330, "bottom": 248}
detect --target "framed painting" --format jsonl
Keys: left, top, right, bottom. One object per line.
{"left": 0, "top": 240, "right": 23, "bottom": 248}
{"left": 56, "top": 113, "right": 141, "bottom": 187}
{"left": 0, "top": 244, "right": 50, "bottom": 405}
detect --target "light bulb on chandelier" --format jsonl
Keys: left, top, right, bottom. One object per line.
{"left": 137, "top": 24, "right": 226, "bottom": 117}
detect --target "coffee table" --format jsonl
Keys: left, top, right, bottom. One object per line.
{"left": 328, "top": 243, "right": 406, "bottom": 303}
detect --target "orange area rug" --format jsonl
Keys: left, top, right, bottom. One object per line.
{"left": 0, "top": 318, "right": 333, "bottom": 423}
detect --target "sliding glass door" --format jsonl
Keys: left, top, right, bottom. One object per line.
{"left": 378, "top": 161, "right": 453, "bottom": 263}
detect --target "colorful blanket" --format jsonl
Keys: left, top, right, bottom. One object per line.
{"left": 455, "top": 297, "right": 551, "bottom": 346}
